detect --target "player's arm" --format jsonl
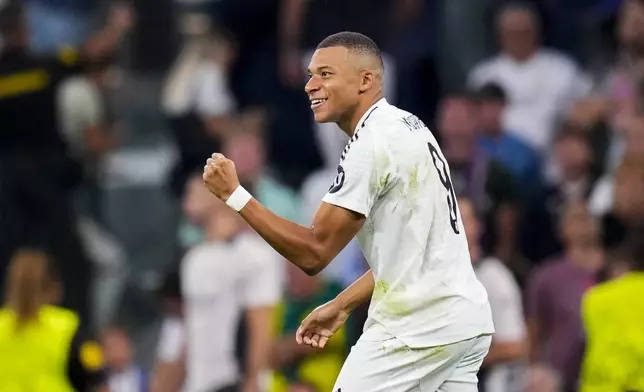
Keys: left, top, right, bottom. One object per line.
{"left": 204, "top": 129, "right": 380, "bottom": 275}
{"left": 238, "top": 199, "right": 364, "bottom": 275}
{"left": 335, "top": 270, "right": 375, "bottom": 313}
{"left": 67, "top": 329, "right": 109, "bottom": 392}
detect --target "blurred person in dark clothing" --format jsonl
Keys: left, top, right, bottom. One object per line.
{"left": 524, "top": 126, "right": 597, "bottom": 262}
{"left": 437, "top": 95, "right": 520, "bottom": 264}
{"left": 526, "top": 201, "right": 605, "bottom": 392}
{"left": 599, "top": 153, "right": 644, "bottom": 248}
{"left": 0, "top": 249, "right": 108, "bottom": 392}
{"left": 579, "top": 228, "right": 644, "bottom": 392}
{"left": 460, "top": 197, "right": 527, "bottom": 392}
{"left": 163, "top": 19, "right": 257, "bottom": 199}
{"left": 0, "top": 0, "right": 131, "bottom": 325}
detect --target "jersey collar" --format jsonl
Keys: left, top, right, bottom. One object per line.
{"left": 354, "top": 98, "right": 387, "bottom": 134}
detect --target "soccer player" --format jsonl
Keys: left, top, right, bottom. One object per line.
{"left": 203, "top": 31, "right": 494, "bottom": 391}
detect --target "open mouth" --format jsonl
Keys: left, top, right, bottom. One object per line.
{"left": 310, "top": 98, "right": 328, "bottom": 109}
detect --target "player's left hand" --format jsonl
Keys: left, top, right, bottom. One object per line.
{"left": 203, "top": 153, "right": 241, "bottom": 201}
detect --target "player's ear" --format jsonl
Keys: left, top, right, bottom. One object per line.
{"left": 359, "top": 70, "right": 375, "bottom": 93}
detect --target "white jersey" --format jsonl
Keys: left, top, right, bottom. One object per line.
{"left": 322, "top": 98, "right": 494, "bottom": 348}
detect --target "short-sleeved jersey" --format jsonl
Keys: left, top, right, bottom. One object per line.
{"left": 322, "top": 99, "right": 494, "bottom": 348}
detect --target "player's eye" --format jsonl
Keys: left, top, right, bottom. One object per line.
{"left": 321, "top": 71, "right": 331, "bottom": 78}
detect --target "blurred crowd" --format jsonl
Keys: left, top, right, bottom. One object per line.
{"left": 1, "top": 0, "right": 644, "bottom": 391}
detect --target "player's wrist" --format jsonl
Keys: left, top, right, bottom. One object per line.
{"left": 225, "top": 185, "right": 252, "bottom": 212}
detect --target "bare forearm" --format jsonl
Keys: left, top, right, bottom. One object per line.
{"left": 239, "top": 199, "right": 325, "bottom": 274}
{"left": 335, "top": 270, "right": 375, "bottom": 313}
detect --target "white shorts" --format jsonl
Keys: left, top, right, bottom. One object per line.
{"left": 333, "top": 324, "right": 491, "bottom": 392}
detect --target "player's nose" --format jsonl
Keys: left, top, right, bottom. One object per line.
{"left": 304, "top": 76, "right": 320, "bottom": 94}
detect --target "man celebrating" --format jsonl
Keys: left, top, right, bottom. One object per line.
{"left": 204, "top": 32, "right": 494, "bottom": 391}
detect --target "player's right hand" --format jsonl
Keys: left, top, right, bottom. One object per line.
{"left": 296, "top": 299, "right": 349, "bottom": 349}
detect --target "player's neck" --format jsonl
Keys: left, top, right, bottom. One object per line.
{"left": 340, "top": 93, "right": 384, "bottom": 137}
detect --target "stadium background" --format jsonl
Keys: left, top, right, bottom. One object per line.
{"left": 0, "top": 0, "right": 643, "bottom": 391}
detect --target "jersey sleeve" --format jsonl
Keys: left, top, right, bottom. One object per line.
{"left": 67, "top": 328, "right": 108, "bottom": 391}
{"left": 322, "top": 132, "right": 382, "bottom": 217}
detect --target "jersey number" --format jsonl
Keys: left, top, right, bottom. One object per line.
{"left": 427, "top": 142, "right": 460, "bottom": 234}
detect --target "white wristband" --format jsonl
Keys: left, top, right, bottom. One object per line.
{"left": 225, "top": 185, "right": 252, "bottom": 212}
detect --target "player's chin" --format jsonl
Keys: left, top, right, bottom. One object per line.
{"left": 312, "top": 110, "right": 334, "bottom": 124}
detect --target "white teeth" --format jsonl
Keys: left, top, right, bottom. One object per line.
{"left": 311, "top": 98, "right": 327, "bottom": 105}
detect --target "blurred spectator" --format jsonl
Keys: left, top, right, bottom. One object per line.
{"left": 578, "top": 228, "right": 644, "bottom": 392}
{"left": 177, "top": 131, "right": 299, "bottom": 247}
{"left": 526, "top": 201, "right": 604, "bottom": 392}
{"left": 269, "top": 263, "right": 348, "bottom": 392}
{"left": 589, "top": 114, "right": 644, "bottom": 217}
{"left": 574, "top": 0, "right": 644, "bottom": 174}
{"left": 438, "top": 95, "right": 520, "bottom": 263}
{"left": 598, "top": 153, "right": 644, "bottom": 248}
{"left": 223, "top": 131, "right": 300, "bottom": 222}
{"left": 524, "top": 127, "right": 597, "bottom": 261}
{"left": 0, "top": 0, "right": 130, "bottom": 324}
{"left": 103, "top": 326, "right": 149, "bottom": 392}
{"left": 468, "top": 2, "right": 592, "bottom": 154}
{"left": 460, "top": 197, "right": 527, "bottom": 392}
{"left": 474, "top": 82, "right": 542, "bottom": 193}
{"left": 57, "top": 54, "right": 126, "bottom": 330}
{"left": 150, "top": 268, "right": 186, "bottom": 392}
{"left": 0, "top": 249, "right": 109, "bottom": 392}
{"left": 180, "top": 174, "right": 282, "bottom": 392}
{"left": 163, "top": 19, "right": 243, "bottom": 198}
{"left": 26, "top": 0, "right": 99, "bottom": 55}
{"left": 278, "top": 0, "right": 405, "bottom": 168}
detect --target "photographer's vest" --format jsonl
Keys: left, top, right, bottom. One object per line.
{"left": 0, "top": 305, "right": 78, "bottom": 392}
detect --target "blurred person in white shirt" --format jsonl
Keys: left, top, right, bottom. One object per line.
{"left": 176, "top": 174, "right": 283, "bottom": 392}
{"left": 460, "top": 197, "right": 528, "bottom": 392}
{"left": 468, "top": 2, "right": 592, "bottom": 155}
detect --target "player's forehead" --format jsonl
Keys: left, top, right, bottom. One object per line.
{"left": 307, "top": 46, "right": 352, "bottom": 73}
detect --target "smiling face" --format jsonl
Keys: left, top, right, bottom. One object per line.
{"left": 305, "top": 46, "right": 364, "bottom": 124}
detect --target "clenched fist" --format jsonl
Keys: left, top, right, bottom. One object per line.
{"left": 203, "top": 153, "right": 241, "bottom": 201}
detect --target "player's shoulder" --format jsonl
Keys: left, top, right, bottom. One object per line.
{"left": 363, "top": 100, "right": 429, "bottom": 138}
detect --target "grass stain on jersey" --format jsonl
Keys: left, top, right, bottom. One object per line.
{"left": 408, "top": 165, "right": 419, "bottom": 191}
{"left": 373, "top": 280, "right": 390, "bottom": 300}
{"left": 373, "top": 280, "right": 412, "bottom": 316}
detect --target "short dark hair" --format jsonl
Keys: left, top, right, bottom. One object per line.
{"left": 475, "top": 82, "right": 507, "bottom": 103}
{"left": 317, "top": 31, "right": 383, "bottom": 69}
